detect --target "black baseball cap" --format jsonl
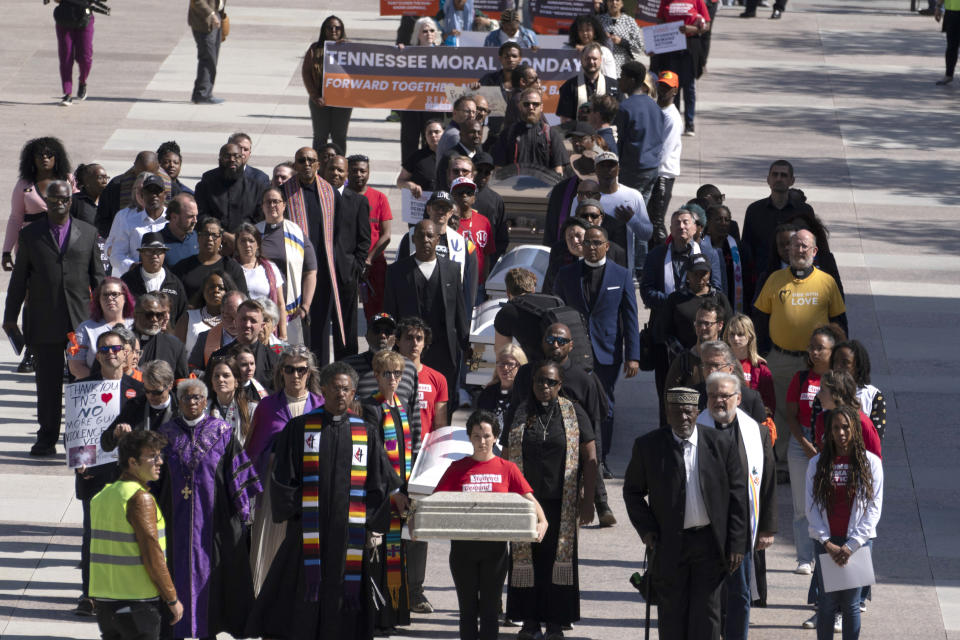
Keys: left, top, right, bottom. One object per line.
{"left": 687, "top": 253, "right": 711, "bottom": 272}
{"left": 426, "top": 191, "right": 455, "bottom": 209}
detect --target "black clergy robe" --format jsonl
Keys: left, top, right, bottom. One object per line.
{"left": 247, "top": 409, "right": 401, "bottom": 640}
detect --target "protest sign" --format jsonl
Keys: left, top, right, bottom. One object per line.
{"left": 445, "top": 85, "right": 507, "bottom": 117}
{"left": 402, "top": 189, "right": 433, "bottom": 224}
{"left": 64, "top": 379, "right": 121, "bottom": 469}
{"left": 528, "top": 0, "right": 592, "bottom": 33}
{"left": 322, "top": 42, "right": 579, "bottom": 112}
{"left": 380, "top": 0, "right": 439, "bottom": 16}
{"left": 631, "top": 0, "right": 662, "bottom": 25}
{"left": 642, "top": 21, "right": 687, "bottom": 54}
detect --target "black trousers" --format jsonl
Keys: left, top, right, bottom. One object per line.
{"left": 33, "top": 342, "right": 67, "bottom": 448}
{"left": 653, "top": 343, "right": 670, "bottom": 427}
{"left": 309, "top": 100, "right": 352, "bottom": 154}
{"left": 746, "top": 0, "right": 787, "bottom": 10}
{"left": 191, "top": 28, "right": 220, "bottom": 101}
{"left": 310, "top": 282, "right": 359, "bottom": 365}
{"left": 945, "top": 10, "right": 960, "bottom": 77}
{"left": 652, "top": 527, "right": 724, "bottom": 640}
{"left": 422, "top": 343, "right": 460, "bottom": 411}
{"left": 95, "top": 600, "right": 163, "bottom": 640}
{"left": 647, "top": 176, "right": 674, "bottom": 249}
{"left": 450, "top": 540, "right": 508, "bottom": 640}
{"left": 702, "top": 0, "right": 719, "bottom": 63}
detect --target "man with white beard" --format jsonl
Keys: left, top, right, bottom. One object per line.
{"left": 698, "top": 371, "right": 776, "bottom": 640}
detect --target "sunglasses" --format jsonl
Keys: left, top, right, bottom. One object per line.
{"left": 379, "top": 370, "right": 403, "bottom": 379}
{"left": 545, "top": 336, "right": 571, "bottom": 346}
{"left": 283, "top": 365, "right": 309, "bottom": 376}
{"left": 535, "top": 377, "right": 561, "bottom": 388}
{"left": 144, "top": 387, "right": 167, "bottom": 396}
{"left": 97, "top": 344, "right": 125, "bottom": 354}
{"left": 138, "top": 311, "right": 165, "bottom": 320}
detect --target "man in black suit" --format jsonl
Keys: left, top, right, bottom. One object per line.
{"left": 194, "top": 143, "right": 264, "bottom": 252}
{"left": 384, "top": 219, "right": 468, "bottom": 406}
{"left": 321, "top": 155, "right": 370, "bottom": 360}
{"left": 100, "top": 360, "right": 178, "bottom": 452}
{"left": 3, "top": 180, "right": 105, "bottom": 456}
{"left": 623, "top": 387, "right": 748, "bottom": 640}
{"left": 133, "top": 293, "right": 188, "bottom": 380}
{"left": 208, "top": 299, "right": 279, "bottom": 390}
{"left": 120, "top": 232, "right": 188, "bottom": 325}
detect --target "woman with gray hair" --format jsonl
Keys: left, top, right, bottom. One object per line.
{"left": 156, "top": 378, "right": 261, "bottom": 638}
{"left": 256, "top": 296, "right": 286, "bottom": 348}
{"left": 245, "top": 344, "right": 323, "bottom": 595}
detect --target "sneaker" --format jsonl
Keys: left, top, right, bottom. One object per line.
{"left": 795, "top": 562, "right": 813, "bottom": 575}
{"left": 801, "top": 613, "right": 816, "bottom": 629}
{"left": 683, "top": 125, "right": 695, "bottom": 137}
{"left": 936, "top": 75, "right": 953, "bottom": 85}
{"left": 833, "top": 613, "right": 842, "bottom": 632}
{"left": 59, "top": 94, "right": 72, "bottom": 107}
{"left": 859, "top": 600, "right": 867, "bottom": 612}
{"left": 410, "top": 593, "right": 434, "bottom": 614}
{"left": 74, "top": 597, "right": 95, "bottom": 617}
{"left": 771, "top": 8, "right": 782, "bottom": 18}
{"left": 77, "top": 83, "right": 87, "bottom": 101}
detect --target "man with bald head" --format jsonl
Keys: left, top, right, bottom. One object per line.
{"left": 753, "top": 227, "right": 845, "bottom": 459}
{"left": 194, "top": 143, "right": 265, "bottom": 250}
{"left": 384, "top": 218, "right": 468, "bottom": 404}
{"left": 96, "top": 151, "right": 164, "bottom": 237}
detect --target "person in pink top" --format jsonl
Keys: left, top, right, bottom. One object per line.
{"left": 432, "top": 409, "right": 547, "bottom": 640}
{"left": 347, "top": 155, "right": 394, "bottom": 321}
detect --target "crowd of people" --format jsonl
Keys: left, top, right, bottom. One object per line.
{"left": 6, "top": 4, "right": 894, "bottom": 640}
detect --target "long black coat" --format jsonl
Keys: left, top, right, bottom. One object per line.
{"left": 4, "top": 218, "right": 104, "bottom": 344}
{"left": 623, "top": 426, "right": 748, "bottom": 578}
{"left": 307, "top": 186, "right": 370, "bottom": 293}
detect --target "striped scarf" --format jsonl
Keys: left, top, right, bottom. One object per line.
{"left": 374, "top": 391, "right": 411, "bottom": 609}
{"left": 301, "top": 409, "right": 369, "bottom": 605}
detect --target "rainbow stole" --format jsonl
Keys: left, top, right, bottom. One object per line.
{"left": 301, "top": 409, "right": 368, "bottom": 605}
{"left": 374, "top": 392, "right": 411, "bottom": 609}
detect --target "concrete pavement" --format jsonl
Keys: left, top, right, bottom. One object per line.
{"left": 1, "top": 0, "right": 959, "bottom": 638}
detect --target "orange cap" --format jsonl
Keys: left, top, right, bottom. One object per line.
{"left": 658, "top": 71, "right": 679, "bottom": 88}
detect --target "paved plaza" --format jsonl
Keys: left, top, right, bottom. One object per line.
{"left": 1, "top": 0, "right": 959, "bottom": 638}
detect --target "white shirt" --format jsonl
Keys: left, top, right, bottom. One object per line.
{"left": 106, "top": 206, "right": 168, "bottom": 274}
{"left": 673, "top": 425, "right": 711, "bottom": 529}
{"left": 141, "top": 267, "right": 165, "bottom": 293}
{"left": 241, "top": 261, "right": 285, "bottom": 301}
{"left": 416, "top": 258, "right": 438, "bottom": 280}
{"left": 659, "top": 103, "right": 683, "bottom": 179}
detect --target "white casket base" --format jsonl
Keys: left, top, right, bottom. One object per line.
{"left": 410, "top": 492, "right": 538, "bottom": 542}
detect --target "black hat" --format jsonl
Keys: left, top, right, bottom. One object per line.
{"left": 563, "top": 121, "right": 596, "bottom": 138}
{"left": 370, "top": 313, "right": 397, "bottom": 330}
{"left": 687, "top": 253, "right": 711, "bottom": 272}
{"left": 426, "top": 191, "right": 455, "bottom": 209}
{"left": 137, "top": 232, "right": 168, "bottom": 251}
{"left": 473, "top": 151, "right": 494, "bottom": 168}
{"left": 142, "top": 174, "right": 165, "bottom": 192}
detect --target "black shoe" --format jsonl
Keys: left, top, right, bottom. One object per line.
{"left": 59, "top": 94, "right": 73, "bottom": 107}
{"left": 77, "top": 83, "right": 87, "bottom": 101}
{"left": 74, "top": 597, "right": 95, "bottom": 617}
{"left": 410, "top": 593, "right": 434, "bottom": 613}
{"left": 192, "top": 96, "right": 224, "bottom": 104}
{"left": 597, "top": 505, "right": 617, "bottom": 527}
{"left": 739, "top": 10, "right": 756, "bottom": 16}
{"left": 771, "top": 8, "right": 782, "bottom": 18}
{"left": 17, "top": 352, "right": 35, "bottom": 373}
{"left": 30, "top": 443, "right": 57, "bottom": 457}
{"left": 601, "top": 462, "right": 614, "bottom": 479}
{"left": 919, "top": 7, "right": 936, "bottom": 14}
{"left": 936, "top": 75, "right": 954, "bottom": 85}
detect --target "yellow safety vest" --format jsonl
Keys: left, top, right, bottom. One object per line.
{"left": 89, "top": 479, "right": 166, "bottom": 600}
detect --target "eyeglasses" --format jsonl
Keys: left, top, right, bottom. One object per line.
{"left": 283, "top": 365, "right": 309, "bottom": 376}
{"left": 101, "top": 291, "right": 124, "bottom": 299}
{"left": 97, "top": 344, "right": 125, "bottom": 354}
{"left": 522, "top": 101, "right": 542, "bottom": 108}
{"left": 141, "top": 453, "right": 164, "bottom": 464}
{"left": 476, "top": 107, "right": 490, "bottom": 115}
{"left": 545, "top": 336, "right": 571, "bottom": 346}
{"left": 535, "top": 377, "right": 561, "bottom": 388}
{"left": 264, "top": 198, "right": 284, "bottom": 207}
{"left": 379, "top": 370, "right": 403, "bottom": 379}
{"left": 36, "top": 150, "right": 56, "bottom": 159}
{"left": 709, "top": 392, "right": 739, "bottom": 401}
{"left": 198, "top": 231, "right": 222, "bottom": 239}
{"left": 295, "top": 157, "right": 319, "bottom": 165}
{"left": 144, "top": 387, "right": 167, "bottom": 396}
{"left": 694, "top": 319, "right": 718, "bottom": 327}
{"left": 46, "top": 196, "right": 71, "bottom": 204}
{"left": 496, "top": 361, "right": 519, "bottom": 370}
{"left": 183, "top": 394, "right": 206, "bottom": 403}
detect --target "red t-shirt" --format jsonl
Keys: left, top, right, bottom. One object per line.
{"left": 657, "top": 0, "right": 711, "bottom": 26}
{"left": 417, "top": 364, "right": 448, "bottom": 438}
{"left": 787, "top": 370, "right": 821, "bottom": 436}
{"left": 458, "top": 210, "right": 496, "bottom": 282}
{"left": 435, "top": 455, "right": 533, "bottom": 494}
{"left": 814, "top": 411, "right": 882, "bottom": 459}
{"left": 741, "top": 358, "right": 776, "bottom": 414}
{"left": 362, "top": 187, "right": 393, "bottom": 253}
{"left": 827, "top": 455, "right": 854, "bottom": 538}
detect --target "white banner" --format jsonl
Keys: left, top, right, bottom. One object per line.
{"left": 64, "top": 380, "right": 121, "bottom": 469}
{"left": 642, "top": 21, "right": 688, "bottom": 54}
{"left": 402, "top": 189, "right": 433, "bottom": 224}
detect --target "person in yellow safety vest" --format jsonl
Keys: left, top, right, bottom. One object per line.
{"left": 89, "top": 430, "right": 183, "bottom": 639}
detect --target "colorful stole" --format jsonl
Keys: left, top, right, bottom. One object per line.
{"left": 374, "top": 392, "right": 412, "bottom": 609}
{"left": 301, "top": 409, "right": 369, "bottom": 604}
{"left": 508, "top": 398, "right": 580, "bottom": 587}
{"left": 727, "top": 236, "right": 744, "bottom": 312}
{"left": 283, "top": 177, "right": 344, "bottom": 344}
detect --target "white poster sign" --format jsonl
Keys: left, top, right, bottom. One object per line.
{"left": 64, "top": 380, "right": 121, "bottom": 469}
{"left": 402, "top": 189, "right": 433, "bottom": 224}
{"left": 642, "top": 22, "right": 687, "bottom": 54}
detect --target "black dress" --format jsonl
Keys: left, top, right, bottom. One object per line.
{"left": 502, "top": 399, "right": 594, "bottom": 625}
{"left": 475, "top": 381, "right": 512, "bottom": 435}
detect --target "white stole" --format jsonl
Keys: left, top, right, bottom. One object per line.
{"left": 256, "top": 220, "right": 305, "bottom": 319}
{"left": 576, "top": 72, "right": 606, "bottom": 117}
{"left": 664, "top": 241, "right": 702, "bottom": 295}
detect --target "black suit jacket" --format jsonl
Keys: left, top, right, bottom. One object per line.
{"left": 623, "top": 426, "right": 748, "bottom": 576}
{"left": 556, "top": 74, "right": 619, "bottom": 121}
{"left": 383, "top": 256, "right": 468, "bottom": 365}
{"left": 138, "top": 331, "right": 188, "bottom": 380}
{"left": 101, "top": 395, "right": 179, "bottom": 452}
{"left": 121, "top": 266, "right": 188, "bottom": 324}
{"left": 306, "top": 186, "right": 370, "bottom": 294}
{"left": 210, "top": 340, "right": 279, "bottom": 391}
{"left": 194, "top": 168, "right": 264, "bottom": 232}
{"left": 4, "top": 218, "right": 105, "bottom": 344}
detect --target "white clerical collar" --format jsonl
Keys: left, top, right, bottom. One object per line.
{"left": 584, "top": 257, "right": 607, "bottom": 268}
{"left": 150, "top": 397, "right": 171, "bottom": 411}
{"left": 183, "top": 413, "right": 205, "bottom": 427}
{"left": 337, "top": 185, "right": 345, "bottom": 195}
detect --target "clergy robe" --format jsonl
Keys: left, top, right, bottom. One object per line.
{"left": 247, "top": 408, "right": 401, "bottom": 640}
{"left": 156, "top": 415, "right": 262, "bottom": 639}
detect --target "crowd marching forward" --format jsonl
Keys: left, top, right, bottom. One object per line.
{"left": 6, "top": 2, "right": 892, "bottom": 639}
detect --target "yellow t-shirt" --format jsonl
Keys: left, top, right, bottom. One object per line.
{"left": 754, "top": 267, "right": 845, "bottom": 352}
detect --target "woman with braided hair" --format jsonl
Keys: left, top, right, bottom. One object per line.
{"left": 805, "top": 405, "right": 883, "bottom": 640}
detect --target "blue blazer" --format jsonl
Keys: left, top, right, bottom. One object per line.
{"left": 554, "top": 259, "right": 641, "bottom": 366}
{"left": 640, "top": 242, "right": 722, "bottom": 311}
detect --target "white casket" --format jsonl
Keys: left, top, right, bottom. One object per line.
{"left": 410, "top": 492, "right": 537, "bottom": 542}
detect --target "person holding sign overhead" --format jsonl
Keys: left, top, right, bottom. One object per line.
{"left": 805, "top": 405, "right": 883, "bottom": 639}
